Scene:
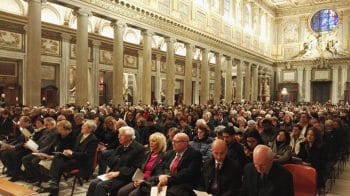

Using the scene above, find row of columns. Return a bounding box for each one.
[23,0,272,106]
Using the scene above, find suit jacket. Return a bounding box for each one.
[110,140,145,182]
[71,133,98,179]
[162,147,203,188]
[240,162,294,196]
[201,157,243,196]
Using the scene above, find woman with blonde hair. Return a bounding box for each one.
[117,132,167,196]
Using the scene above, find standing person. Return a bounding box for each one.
[240,145,294,196]
[200,139,242,196]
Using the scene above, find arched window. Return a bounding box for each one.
[223,0,231,21]
[0,0,24,15]
[41,7,61,25]
[244,4,252,33]
[100,25,113,38]
[310,9,338,33]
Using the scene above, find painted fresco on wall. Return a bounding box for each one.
[100,49,113,65]
[175,64,184,75]
[124,55,138,68]
[41,38,60,56]
[152,59,156,71]
[283,23,299,43]
[70,43,92,60]
[0,30,22,51]
[41,65,56,80]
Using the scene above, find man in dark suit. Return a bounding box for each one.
[222,127,247,167]
[87,126,145,196]
[43,120,98,191]
[201,139,242,196]
[240,145,294,196]
[157,133,202,196]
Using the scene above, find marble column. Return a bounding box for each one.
[142,30,153,105]
[341,65,347,99]
[60,33,71,106]
[26,0,42,106]
[92,40,100,106]
[155,54,161,103]
[304,67,312,102]
[200,48,209,104]
[225,56,232,104]
[214,53,222,104]
[297,67,304,101]
[258,68,264,101]
[244,62,251,101]
[194,63,200,104]
[165,37,175,106]
[251,64,259,101]
[235,59,243,102]
[332,66,339,104]
[111,21,126,105]
[184,43,194,105]
[74,8,91,106]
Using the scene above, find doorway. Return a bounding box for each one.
[311,81,331,103]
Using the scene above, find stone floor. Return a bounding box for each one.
[0,164,90,196]
[327,160,350,196]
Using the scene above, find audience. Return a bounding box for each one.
[200,139,242,196]
[87,126,145,196]
[0,101,349,195]
[240,145,294,196]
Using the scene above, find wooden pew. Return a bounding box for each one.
[0,178,37,196]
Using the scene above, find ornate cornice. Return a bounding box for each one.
[51,0,275,65]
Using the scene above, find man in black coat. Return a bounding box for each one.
[157,133,203,196]
[201,139,242,196]
[43,120,98,191]
[87,126,145,196]
[240,145,294,196]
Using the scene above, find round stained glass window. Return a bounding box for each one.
[310,9,338,33]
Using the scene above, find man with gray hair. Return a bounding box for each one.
[240,145,294,196]
[43,120,98,192]
[87,126,145,196]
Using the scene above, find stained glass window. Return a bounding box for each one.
[310,9,338,33]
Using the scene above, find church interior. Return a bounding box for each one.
[1,1,350,195]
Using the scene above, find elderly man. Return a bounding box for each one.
[158,133,202,196]
[240,145,294,196]
[43,120,98,191]
[201,139,242,196]
[87,126,145,196]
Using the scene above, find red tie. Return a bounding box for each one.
[170,154,181,173]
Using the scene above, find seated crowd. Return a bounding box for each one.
[0,101,349,195]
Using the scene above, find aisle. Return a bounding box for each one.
[327,160,350,196]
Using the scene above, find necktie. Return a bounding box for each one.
[170,154,181,173]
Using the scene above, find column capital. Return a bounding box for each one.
[305,67,312,71]
[111,20,127,30]
[73,8,92,17]
[141,29,154,37]
[225,55,231,61]
[61,33,71,41]
[92,40,101,47]
[165,37,176,44]
[185,42,194,50]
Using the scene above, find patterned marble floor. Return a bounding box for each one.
[0,163,90,196]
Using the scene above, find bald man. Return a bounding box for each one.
[201,139,242,196]
[240,145,294,196]
[158,133,202,196]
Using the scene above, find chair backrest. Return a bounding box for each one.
[92,147,100,172]
[284,164,317,196]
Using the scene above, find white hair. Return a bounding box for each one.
[119,126,136,139]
